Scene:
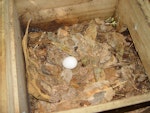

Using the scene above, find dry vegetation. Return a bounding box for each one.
[22,18,150,113]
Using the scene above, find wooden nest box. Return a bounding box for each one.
[1,0,150,113]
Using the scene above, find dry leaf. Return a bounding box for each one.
[41,62,61,76]
[55,100,80,111]
[22,20,51,101]
[24,18,150,113]
[104,67,118,83]
[93,67,102,82]
[60,69,73,83]
[104,87,115,101]
[61,88,77,101]
[29,32,42,39]
[89,91,105,105]
[84,20,98,42]
[99,43,112,63]
[107,32,126,61]
[35,101,55,113]
[57,28,69,37]
[103,55,118,68]
[95,18,104,25]
[83,81,110,98]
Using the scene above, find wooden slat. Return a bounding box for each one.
[0,0,8,113]
[1,0,150,113]
[20,0,117,30]
[137,0,150,23]
[56,93,150,113]
[1,0,29,113]
[116,0,150,79]
[15,0,92,16]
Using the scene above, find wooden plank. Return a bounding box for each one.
[1,0,29,113]
[12,7,29,113]
[20,0,117,30]
[116,0,150,79]
[137,0,150,23]
[1,1,149,113]
[0,0,8,113]
[15,0,93,16]
[56,93,150,113]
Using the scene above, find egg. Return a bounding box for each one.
[62,56,78,69]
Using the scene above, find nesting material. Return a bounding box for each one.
[22,18,150,113]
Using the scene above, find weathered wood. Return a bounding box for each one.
[0,0,8,113]
[20,0,117,30]
[116,0,150,79]
[1,0,28,113]
[1,0,150,113]
[57,93,150,113]
[137,0,150,24]
[15,0,93,16]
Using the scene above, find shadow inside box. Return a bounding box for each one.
[100,101,150,113]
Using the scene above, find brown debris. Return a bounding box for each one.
[22,18,150,113]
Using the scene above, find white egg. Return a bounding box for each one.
[62,56,78,69]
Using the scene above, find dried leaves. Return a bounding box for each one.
[22,18,150,113]
[61,69,73,83]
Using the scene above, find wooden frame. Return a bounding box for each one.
[1,0,28,113]
[19,0,117,30]
[1,0,150,113]
[117,0,150,79]
[0,0,7,113]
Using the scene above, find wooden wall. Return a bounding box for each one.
[1,0,28,113]
[15,0,117,30]
[0,0,8,112]
[1,0,150,113]
[116,0,150,79]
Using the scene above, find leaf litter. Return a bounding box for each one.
[22,18,150,113]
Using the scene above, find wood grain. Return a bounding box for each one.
[116,0,150,79]
[1,0,150,113]
[0,0,8,112]
[20,0,117,30]
[137,0,150,23]
[1,0,28,113]
[15,0,93,16]
[57,93,150,113]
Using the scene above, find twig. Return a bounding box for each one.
[112,81,127,89]
[126,74,141,92]
[129,42,134,49]
[22,19,31,69]
[33,32,46,50]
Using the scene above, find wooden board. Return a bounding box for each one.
[15,0,94,16]
[0,0,8,113]
[56,93,150,113]
[116,0,150,79]
[1,0,150,113]
[19,0,117,31]
[0,0,28,113]
[137,0,150,24]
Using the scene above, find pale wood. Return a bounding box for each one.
[137,0,150,23]
[1,0,28,113]
[0,0,8,113]
[20,0,117,29]
[116,0,150,79]
[15,0,93,16]
[56,93,150,113]
[1,0,150,113]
